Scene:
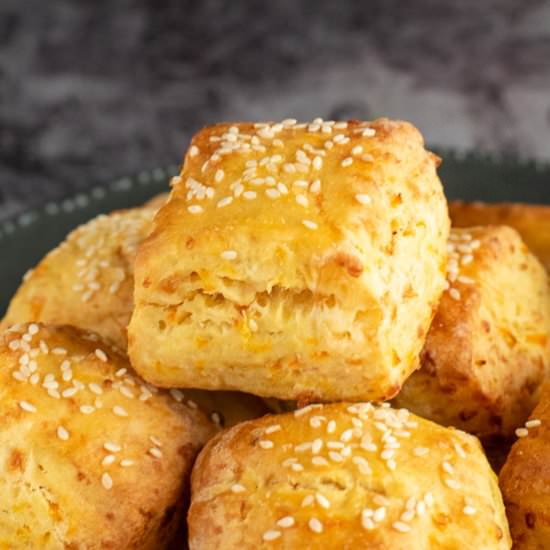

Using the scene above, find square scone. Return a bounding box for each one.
[128,118,449,402]
[394,226,550,438]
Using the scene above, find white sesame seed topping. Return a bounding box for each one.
[243,191,257,200]
[120,459,134,467]
[188,205,204,214]
[293,179,308,188]
[301,495,314,507]
[327,420,336,434]
[515,427,529,437]
[263,530,281,541]
[449,288,461,301]
[101,472,113,490]
[214,169,224,183]
[104,442,122,453]
[113,406,129,417]
[170,389,184,403]
[463,506,477,515]
[374,507,386,522]
[259,440,274,449]
[52,347,67,356]
[149,447,163,459]
[217,196,233,208]
[444,478,461,490]
[102,454,116,466]
[57,426,69,440]
[221,250,238,261]
[265,425,281,435]
[362,127,376,137]
[313,156,323,170]
[413,447,430,457]
[19,401,36,413]
[315,493,331,509]
[341,157,353,167]
[302,220,318,230]
[526,419,542,428]
[231,483,246,493]
[310,179,321,194]
[189,145,199,157]
[393,521,411,533]
[89,383,103,395]
[277,516,295,528]
[312,456,329,466]
[352,145,364,155]
[80,405,95,415]
[309,518,323,534]
[296,194,308,207]
[265,188,280,199]
[355,193,372,205]
[95,349,107,363]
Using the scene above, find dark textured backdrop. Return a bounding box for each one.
[1,0,549,219]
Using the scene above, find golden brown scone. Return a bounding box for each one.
[0,322,216,549]
[499,383,550,548]
[189,402,511,549]
[129,118,450,402]
[394,226,550,438]
[450,201,550,272]
[2,200,161,350]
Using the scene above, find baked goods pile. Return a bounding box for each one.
[2,117,549,549]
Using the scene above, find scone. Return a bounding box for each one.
[394,226,550,438]
[2,198,163,350]
[0,322,216,549]
[500,383,550,549]
[450,201,550,272]
[129,118,450,402]
[188,402,511,549]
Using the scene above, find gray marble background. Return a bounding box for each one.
[1,0,549,219]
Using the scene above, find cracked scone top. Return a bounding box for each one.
[0,323,215,549]
[188,402,511,549]
[128,118,450,402]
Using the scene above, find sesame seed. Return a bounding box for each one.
[188,205,203,214]
[296,194,308,207]
[104,442,121,453]
[249,319,258,332]
[401,510,415,522]
[355,193,371,205]
[442,461,455,475]
[120,459,134,467]
[309,518,323,534]
[340,429,354,442]
[313,156,323,170]
[329,451,344,463]
[57,426,69,440]
[282,118,297,126]
[215,169,224,183]
[149,447,163,459]
[374,507,386,522]
[170,389,184,403]
[266,188,280,199]
[424,492,434,507]
[243,191,257,200]
[29,373,39,385]
[113,406,129,417]
[413,447,430,457]
[526,419,542,428]
[310,179,321,194]
[277,516,295,528]
[187,400,198,409]
[516,427,529,437]
[463,506,477,515]
[293,179,308,188]
[393,521,411,533]
[315,493,331,509]
[259,440,274,449]
[115,368,127,378]
[265,425,281,435]
[89,383,103,395]
[53,347,68,356]
[311,439,323,454]
[312,456,329,466]
[101,472,113,490]
[295,442,313,453]
[302,220,318,230]
[283,163,296,174]
[362,128,376,137]
[445,478,461,490]
[262,530,281,541]
[449,288,461,300]
[221,250,238,260]
[80,405,95,415]
[28,324,39,335]
[352,145,364,155]
[217,196,233,208]
[231,483,246,493]
[386,459,397,471]
[327,420,336,434]
[19,401,36,413]
[416,501,426,516]
[341,157,353,167]
[102,454,116,466]
[150,435,162,447]
[302,495,314,507]
[189,145,199,157]
[276,182,289,195]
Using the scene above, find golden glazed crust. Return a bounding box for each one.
[188,402,511,549]
[129,118,449,402]
[394,226,550,438]
[2,198,163,350]
[500,383,550,549]
[449,201,550,272]
[0,323,216,549]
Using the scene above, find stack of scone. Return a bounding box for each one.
[2,117,550,549]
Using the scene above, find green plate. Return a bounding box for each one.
[1,152,549,315]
